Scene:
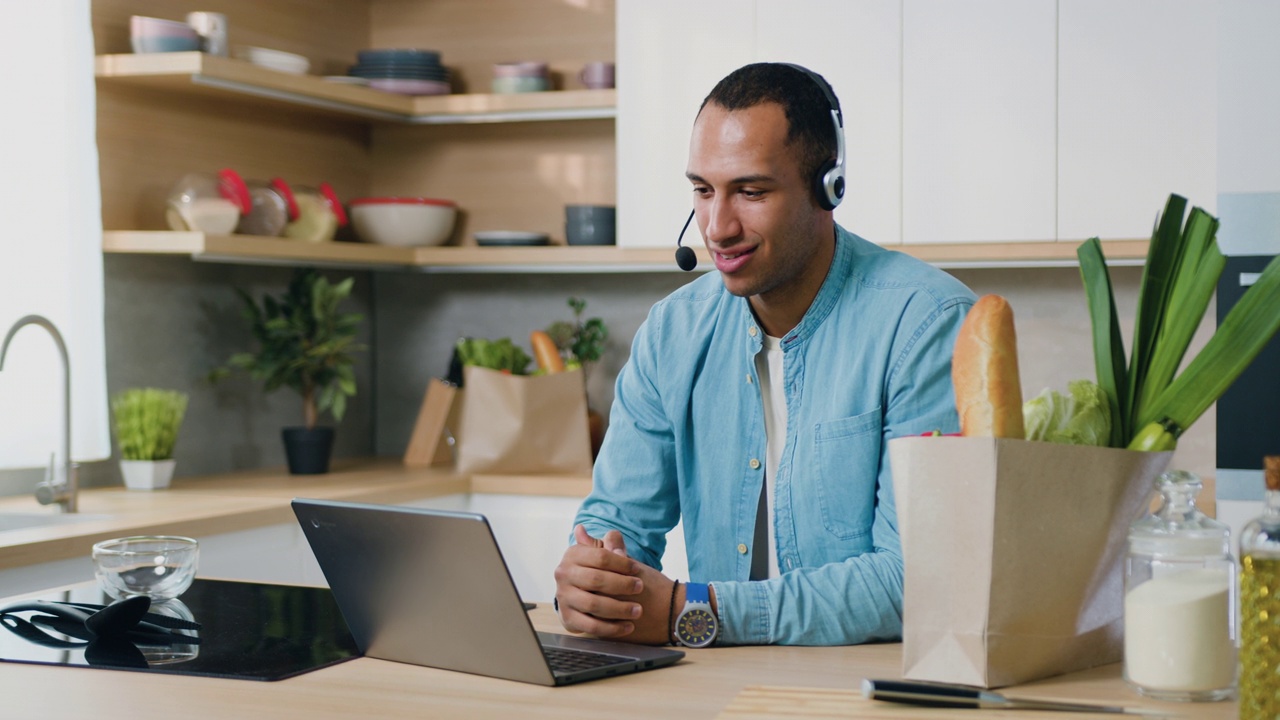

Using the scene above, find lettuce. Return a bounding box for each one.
[1023,379,1113,446]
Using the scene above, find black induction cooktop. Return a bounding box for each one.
[0,579,359,681]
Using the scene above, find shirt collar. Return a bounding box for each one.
[739,224,851,351]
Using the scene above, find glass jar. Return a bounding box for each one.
[1239,456,1280,720]
[165,168,249,234]
[235,177,298,237]
[284,182,347,243]
[1123,469,1236,702]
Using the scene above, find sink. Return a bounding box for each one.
[0,512,112,532]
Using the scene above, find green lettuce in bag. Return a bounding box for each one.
[1023,379,1113,446]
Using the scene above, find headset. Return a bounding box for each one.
[676,64,846,271]
[785,63,846,212]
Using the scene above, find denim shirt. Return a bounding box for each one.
[574,225,975,645]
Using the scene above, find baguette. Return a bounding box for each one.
[530,330,565,373]
[952,294,1025,438]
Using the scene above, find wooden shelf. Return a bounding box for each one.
[102,231,1150,273]
[95,52,617,124]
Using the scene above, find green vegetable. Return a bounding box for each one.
[1127,419,1181,452]
[1023,379,1112,446]
[455,337,531,375]
[1138,252,1280,433]
[1077,238,1128,447]
[112,388,189,461]
[1079,193,1280,449]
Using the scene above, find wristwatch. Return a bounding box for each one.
[673,582,718,647]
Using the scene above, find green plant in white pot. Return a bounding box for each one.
[112,388,189,490]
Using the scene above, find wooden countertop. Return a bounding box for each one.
[0,603,1234,720]
[0,459,593,571]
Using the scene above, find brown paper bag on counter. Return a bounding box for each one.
[889,436,1171,688]
[454,365,592,476]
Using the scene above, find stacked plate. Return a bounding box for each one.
[235,46,311,75]
[350,49,450,96]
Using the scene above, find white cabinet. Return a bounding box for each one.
[902,0,1057,244]
[616,0,755,249]
[1057,0,1217,242]
[755,0,903,245]
[1219,0,1280,195]
[618,0,1218,251]
[617,0,904,249]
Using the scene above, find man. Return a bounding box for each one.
[554,63,975,646]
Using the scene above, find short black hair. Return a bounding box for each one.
[700,63,840,186]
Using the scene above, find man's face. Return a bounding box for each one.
[686,102,828,303]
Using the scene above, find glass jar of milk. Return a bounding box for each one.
[166,169,250,235]
[1124,469,1236,702]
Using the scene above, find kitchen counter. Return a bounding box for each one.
[0,459,593,572]
[0,602,1236,720]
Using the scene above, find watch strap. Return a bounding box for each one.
[685,582,710,605]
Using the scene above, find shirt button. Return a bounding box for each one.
[746,374,753,384]
[749,458,761,470]
[748,326,758,337]
[737,543,748,555]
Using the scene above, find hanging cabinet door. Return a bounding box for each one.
[901,0,1058,245]
[1057,0,1218,243]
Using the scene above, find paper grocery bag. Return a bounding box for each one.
[454,366,592,476]
[889,436,1171,688]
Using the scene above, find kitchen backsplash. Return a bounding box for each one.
[14,251,1211,495]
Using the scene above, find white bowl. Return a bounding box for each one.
[235,46,311,75]
[350,198,457,247]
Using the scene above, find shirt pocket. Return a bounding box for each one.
[812,408,883,542]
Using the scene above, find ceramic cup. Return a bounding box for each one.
[579,61,615,89]
[565,204,616,246]
[185,11,228,56]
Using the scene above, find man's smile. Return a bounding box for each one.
[713,245,757,273]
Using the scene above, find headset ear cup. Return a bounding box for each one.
[813,160,840,211]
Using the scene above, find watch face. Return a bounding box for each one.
[676,607,717,648]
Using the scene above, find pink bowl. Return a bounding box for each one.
[368,78,451,96]
[130,15,199,39]
[493,61,548,79]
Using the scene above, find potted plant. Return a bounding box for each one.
[213,268,364,474]
[545,297,609,457]
[112,387,188,490]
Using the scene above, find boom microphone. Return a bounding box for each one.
[675,209,697,271]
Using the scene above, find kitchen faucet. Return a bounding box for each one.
[0,315,77,513]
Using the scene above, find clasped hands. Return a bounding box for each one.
[553,524,676,645]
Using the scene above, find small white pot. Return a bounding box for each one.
[120,459,177,491]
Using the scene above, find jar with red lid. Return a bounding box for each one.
[166,168,250,234]
[236,177,299,237]
[284,182,348,243]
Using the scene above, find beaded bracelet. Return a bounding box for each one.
[667,579,681,645]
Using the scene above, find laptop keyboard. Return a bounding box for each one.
[543,646,630,675]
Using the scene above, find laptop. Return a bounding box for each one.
[291,498,685,686]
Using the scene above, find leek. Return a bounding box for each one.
[1140,253,1280,433]
[1132,207,1223,427]
[1080,193,1280,449]
[1077,238,1128,447]
[1126,195,1188,434]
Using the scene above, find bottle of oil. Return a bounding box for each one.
[1239,455,1280,719]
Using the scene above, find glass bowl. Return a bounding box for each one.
[92,535,199,601]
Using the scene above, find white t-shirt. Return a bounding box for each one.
[753,334,787,579]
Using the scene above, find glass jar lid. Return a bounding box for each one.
[1128,470,1231,557]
